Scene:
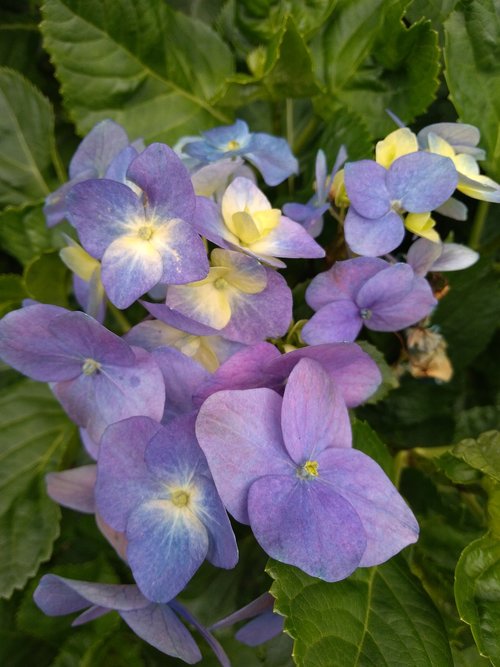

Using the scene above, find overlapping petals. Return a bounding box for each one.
[196,359,418,580]
[344,152,458,256]
[67,143,209,308]
[302,258,437,344]
[95,415,238,603]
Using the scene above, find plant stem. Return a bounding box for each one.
[469,200,489,250]
[51,141,67,184]
[286,98,295,194]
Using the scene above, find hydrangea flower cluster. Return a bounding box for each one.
[0,116,493,664]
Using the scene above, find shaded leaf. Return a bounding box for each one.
[444,0,500,179]
[455,534,500,665]
[0,381,76,598]
[357,341,399,405]
[351,418,395,481]
[0,67,56,205]
[453,431,500,483]
[268,555,453,666]
[0,204,63,266]
[41,0,234,144]
[23,251,69,307]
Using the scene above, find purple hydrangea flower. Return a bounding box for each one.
[283,146,347,238]
[0,304,165,441]
[193,178,325,268]
[194,340,382,409]
[344,152,458,256]
[44,120,142,227]
[34,576,230,665]
[182,119,298,186]
[196,358,418,581]
[95,415,238,603]
[301,257,437,344]
[66,143,209,309]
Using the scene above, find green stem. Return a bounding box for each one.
[293,116,319,155]
[469,200,490,250]
[108,303,131,334]
[51,141,67,184]
[286,99,295,194]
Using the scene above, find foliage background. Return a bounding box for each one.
[0,0,499,665]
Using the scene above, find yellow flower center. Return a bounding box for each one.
[82,358,101,376]
[227,140,240,151]
[297,460,319,479]
[171,489,190,507]
[137,225,154,241]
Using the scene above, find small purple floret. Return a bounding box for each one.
[302,257,437,344]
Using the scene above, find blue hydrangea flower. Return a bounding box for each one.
[196,358,418,581]
[182,119,298,186]
[95,415,238,603]
[67,143,209,309]
[344,152,458,256]
[44,119,142,227]
[211,593,284,647]
[34,576,230,665]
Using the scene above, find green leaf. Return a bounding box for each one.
[455,534,500,665]
[455,403,500,442]
[351,418,395,481]
[434,451,483,485]
[0,67,56,206]
[40,0,234,144]
[453,431,500,483]
[405,0,459,28]
[261,16,322,98]
[0,275,27,317]
[0,203,63,266]
[268,555,453,666]
[0,381,76,598]
[233,0,338,42]
[311,0,440,138]
[217,16,321,106]
[23,251,69,307]
[444,0,500,179]
[315,103,372,162]
[434,258,500,370]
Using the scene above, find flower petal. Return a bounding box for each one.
[67,179,143,258]
[46,465,96,514]
[127,143,196,221]
[344,160,391,218]
[126,498,209,602]
[195,388,292,523]
[280,359,351,464]
[302,300,363,344]
[387,152,458,213]
[248,475,366,581]
[316,448,419,565]
[95,416,163,531]
[345,208,404,256]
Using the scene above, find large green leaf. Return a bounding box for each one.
[0,381,75,598]
[268,555,453,666]
[40,0,234,144]
[444,0,500,180]
[23,251,69,307]
[0,68,56,206]
[311,0,440,138]
[0,203,62,266]
[455,534,500,666]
